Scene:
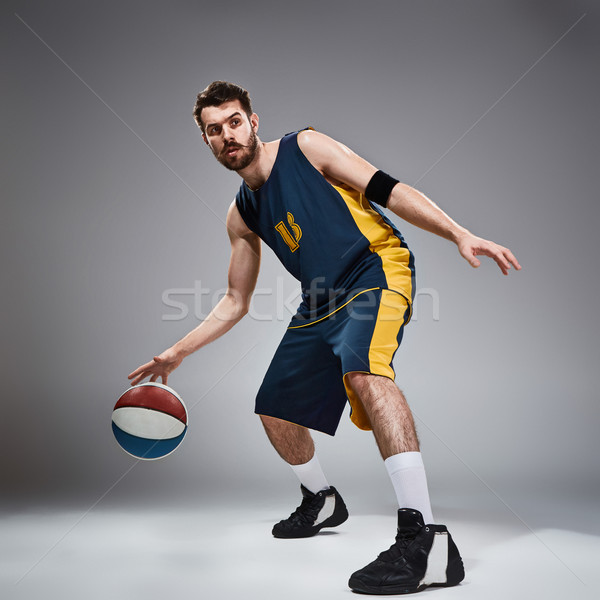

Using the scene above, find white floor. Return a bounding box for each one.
[2,497,597,600]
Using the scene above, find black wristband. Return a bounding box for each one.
[364,170,399,208]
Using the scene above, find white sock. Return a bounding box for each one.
[385,451,434,524]
[289,454,330,494]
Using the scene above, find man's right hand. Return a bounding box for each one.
[127,348,183,386]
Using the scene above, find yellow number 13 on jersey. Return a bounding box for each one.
[275,212,302,252]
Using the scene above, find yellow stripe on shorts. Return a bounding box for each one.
[343,290,409,431]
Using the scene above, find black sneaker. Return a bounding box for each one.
[348,508,465,595]
[272,485,349,539]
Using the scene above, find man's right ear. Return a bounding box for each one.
[202,132,208,145]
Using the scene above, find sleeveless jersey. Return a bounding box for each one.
[235,130,415,326]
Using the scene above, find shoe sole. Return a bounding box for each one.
[348,578,461,595]
[349,560,464,595]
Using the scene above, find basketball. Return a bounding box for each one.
[112,382,188,460]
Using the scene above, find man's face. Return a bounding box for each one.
[201,100,259,172]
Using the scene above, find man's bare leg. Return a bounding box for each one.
[345,372,465,594]
[344,372,419,459]
[260,415,315,465]
[345,371,433,524]
[260,414,349,538]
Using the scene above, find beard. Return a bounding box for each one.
[215,129,260,172]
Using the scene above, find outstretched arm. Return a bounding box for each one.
[297,129,521,275]
[128,203,261,385]
[386,184,521,275]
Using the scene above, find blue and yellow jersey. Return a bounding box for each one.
[235,130,415,326]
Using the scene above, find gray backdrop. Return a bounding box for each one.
[2,0,598,522]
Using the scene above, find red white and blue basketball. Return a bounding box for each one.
[112,382,188,460]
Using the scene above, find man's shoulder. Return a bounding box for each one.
[282,126,314,136]
[295,127,319,146]
[277,127,319,149]
[295,128,342,174]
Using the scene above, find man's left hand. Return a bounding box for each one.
[456,233,521,275]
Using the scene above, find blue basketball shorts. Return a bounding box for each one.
[255,288,411,436]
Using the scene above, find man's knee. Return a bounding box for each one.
[346,372,397,397]
[258,414,314,464]
[345,371,411,417]
[259,414,286,434]
[259,414,274,427]
[260,414,308,436]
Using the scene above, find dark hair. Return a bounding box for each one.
[193,81,253,133]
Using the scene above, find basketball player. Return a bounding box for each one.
[128,81,521,595]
